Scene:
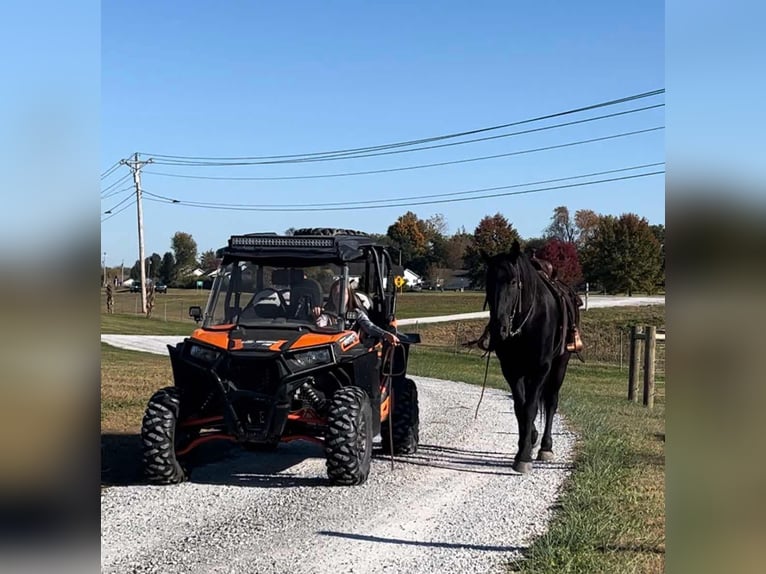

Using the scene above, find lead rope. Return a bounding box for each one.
[474,350,492,420]
[382,344,397,470]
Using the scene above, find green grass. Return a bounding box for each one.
[395,291,486,318]
[101,343,173,432]
[407,347,665,573]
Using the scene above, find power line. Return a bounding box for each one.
[101,160,122,180]
[145,126,664,181]
[101,172,132,195]
[101,197,136,223]
[150,104,664,167]
[140,88,664,162]
[103,191,136,214]
[101,184,134,200]
[143,170,664,213]
[143,162,664,208]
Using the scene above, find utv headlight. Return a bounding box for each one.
[189,344,220,363]
[286,347,333,370]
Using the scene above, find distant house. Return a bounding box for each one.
[403,268,422,288]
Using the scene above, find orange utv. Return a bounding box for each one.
[141,228,420,486]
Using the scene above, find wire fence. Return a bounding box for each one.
[411,319,665,384]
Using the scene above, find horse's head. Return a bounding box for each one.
[484,240,525,341]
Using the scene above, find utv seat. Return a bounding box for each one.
[288,271,322,320]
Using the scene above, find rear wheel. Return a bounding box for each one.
[381,377,419,455]
[141,387,189,484]
[325,387,373,485]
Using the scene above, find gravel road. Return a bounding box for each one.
[101,376,575,574]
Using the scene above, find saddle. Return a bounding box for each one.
[530,255,583,355]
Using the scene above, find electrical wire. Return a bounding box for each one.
[144,126,664,181]
[101,172,132,195]
[101,160,122,180]
[142,162,664,208]
[140,89,664,162]
[103,190,136,214]
[101,197,136,223]
[149,104,664,167]
[143,170,664,213]
[101,184,135,200]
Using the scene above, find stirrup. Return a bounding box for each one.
[566,328,583,353]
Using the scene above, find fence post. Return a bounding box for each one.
[628,325,641,402]
[643,325,657,408]
[453,322,461,354]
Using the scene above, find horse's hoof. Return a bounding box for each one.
[537,450,554,462]
[512,461,533,474]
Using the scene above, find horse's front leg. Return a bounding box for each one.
[538,353,570,462]
[512,385,543,474]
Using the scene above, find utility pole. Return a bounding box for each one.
[121,153,153,314]
[120,260,124,286]
[102,251,107,287]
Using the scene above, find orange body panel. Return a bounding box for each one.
[289,331,352,350]
[190,328,231,350]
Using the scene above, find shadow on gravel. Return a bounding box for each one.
[318,531,524,553]
[191,442,327,488]
[101,433,143,486]
[384,444,572,476]
[101,434,325,488]
[387,443,521,476]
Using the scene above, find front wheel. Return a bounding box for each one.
[381,377,420,455]
[141,387,189,484]
[325,387,373,486]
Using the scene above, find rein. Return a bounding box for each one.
[505,260,536,338]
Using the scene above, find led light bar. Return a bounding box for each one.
[229,236,335,248]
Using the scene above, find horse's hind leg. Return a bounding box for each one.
[538,354,570,461]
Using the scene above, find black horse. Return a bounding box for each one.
[483,240,580,474]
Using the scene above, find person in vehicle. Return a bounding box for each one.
[314,279,400,346]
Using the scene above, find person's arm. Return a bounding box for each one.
[354,308,399,345]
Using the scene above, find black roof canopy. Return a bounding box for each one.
[217,232,385,266]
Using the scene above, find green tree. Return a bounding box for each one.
[146,253,162,280]
[544,206,576,243]
[387,211,429,269]
[523,236,547,255]
[159,251,175,284]
[129,259,141,281]
[443,228,472,269]
[581,213,662,295]
[199,249,219,273]
[464,213,521,287]
[574,209,600,249]
[171,231,198,280]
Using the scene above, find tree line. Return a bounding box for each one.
[380,206,664,295]
[108,207,664,295]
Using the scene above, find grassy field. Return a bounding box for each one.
[100,288,487,333]
[100,296,665,572]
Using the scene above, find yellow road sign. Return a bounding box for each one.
[394,275,405,288]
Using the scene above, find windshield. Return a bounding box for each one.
[202,260,348,329]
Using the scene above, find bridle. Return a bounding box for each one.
[489,258,536,339]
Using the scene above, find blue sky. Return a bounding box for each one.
[101,1,664,267]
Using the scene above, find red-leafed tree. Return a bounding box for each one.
[537,239,584,287]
